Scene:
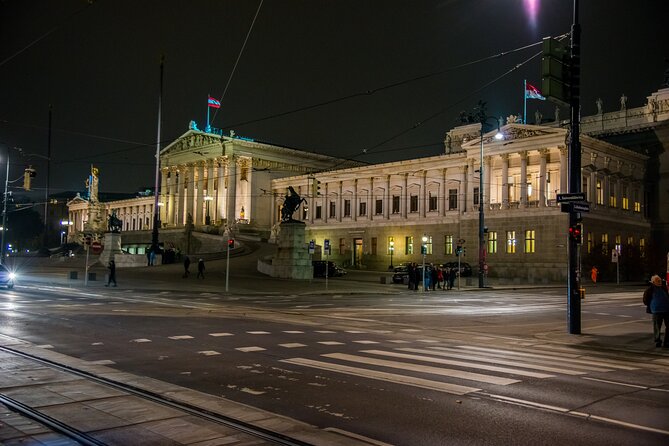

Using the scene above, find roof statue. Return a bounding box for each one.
[107,210,122,233]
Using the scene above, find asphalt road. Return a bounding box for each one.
[1,281,667,446]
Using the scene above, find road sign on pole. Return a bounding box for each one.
[557,192,586,203]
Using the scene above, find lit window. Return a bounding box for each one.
[425,236,433,255]
[601,233,609,255]
[405,236,414,255]
[633,190,641,212]
[525,230,535,253]
[640,238,645,258]
[587,232,593,254]
[596,179,604,205]
[622,185,629,210]
[609,181,617,207]
[445,235,453,255]
[614,234,621,254]
[488,231,497,254]
[506,231,516,254]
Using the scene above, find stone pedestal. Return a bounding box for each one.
[99,232,123,266]
[271,221,313,279]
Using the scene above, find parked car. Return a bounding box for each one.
[441,261,473,277]
[0,264,16,289]
[312,261,346,278]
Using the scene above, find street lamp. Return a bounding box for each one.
[60,220,73,245]
[204,195,213,225]
[389,239,395,269]
[421,234,428,292]
[474,101,503,288]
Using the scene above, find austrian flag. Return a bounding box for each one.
[525,83,546,100]
[207,96,221,108]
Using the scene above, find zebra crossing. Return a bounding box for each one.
[280,343,641,396]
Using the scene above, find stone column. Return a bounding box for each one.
[559,146,568,194]
[176,166,185,225]
[441,168,447,216]
[207,161,214,222]
[185,164,195,224]
[226,157,237,226]
[195,163,204,225]
[384,175,390,219]
[484,156,491,209]
[539,149,548,206]
[519,151,528,207]
[466,158,475,212]
[421,170,427,218]
[339,181,343,222]
[216,160,225,222]
[369,177,374,221]
[402,173,408,218]
[160,168,168,225]
[167,168,176,225]
[501,154,509,208]
[353,179,358,222]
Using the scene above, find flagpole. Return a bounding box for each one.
[206,96,210,132]
[523,79,527,124]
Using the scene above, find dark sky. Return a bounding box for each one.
[1,0,666,196]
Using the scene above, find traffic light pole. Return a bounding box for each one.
[1,147,9,264]
[567,0,582,334]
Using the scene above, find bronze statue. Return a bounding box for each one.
[281,186,306,222]
[107,211,122,233]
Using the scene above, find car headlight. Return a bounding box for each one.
[8,272,16,280]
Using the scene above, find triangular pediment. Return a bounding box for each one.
[160,129,223,157]
[461,124,566,149]
[66,193,89,206]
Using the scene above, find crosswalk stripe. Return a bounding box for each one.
[423,347,594,375]
[456,346,638,370]
[531,345,644,368]
[281,357,480,395]
[363,349,554,379]
[322,353,519,385]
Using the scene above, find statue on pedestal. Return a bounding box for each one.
[281,186,306,222]
[107,211,122,233]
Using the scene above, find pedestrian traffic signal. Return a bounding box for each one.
[569,223,582,244]
[228,239,234,249]
[455,245,463,256]
[312,179,321,196]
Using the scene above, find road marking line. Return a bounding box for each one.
[486,393,569,412]
[324,427,394,446]
[580,376,648,389]
[416,339,440,343]
[88,359,115,365]
[209,332,233,337]
[353,340,379,344]
[130,338,151,343]
[323,353,519,385]
[456,346,637,370]
[318,341,345,345]
[168,335,194,340]
[236,346,266,352]
[197,350,221,356]
[345,330,367,333]
[387,340,411,344]
[247,331,271,335]
[279,343,307,348]
[368,349,553,378]
[283,330,305,334]
[315,330,336,333]
[281,357,480,395]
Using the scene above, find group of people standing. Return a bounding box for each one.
[407,263,458,291]
[183,256,206,279]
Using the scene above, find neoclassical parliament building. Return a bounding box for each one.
[67,87,669,282]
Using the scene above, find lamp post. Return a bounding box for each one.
[421,234,428,292]
[204,195,213,225]
[474,101,503,288]
[389,239,395,269]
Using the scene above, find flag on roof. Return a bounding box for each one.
[207,96,221,108]
[525,83,546,100]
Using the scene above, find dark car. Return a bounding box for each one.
[0,264,16,289]
[312,260,346,278]
[441,261,473,277]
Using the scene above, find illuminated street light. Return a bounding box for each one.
[421,234,428,292]
[204,195,213,225]
[389,239,395,269]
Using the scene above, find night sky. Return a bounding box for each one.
[1,0,666,196]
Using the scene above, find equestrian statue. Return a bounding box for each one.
[281,186,307,222]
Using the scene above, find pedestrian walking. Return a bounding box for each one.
[105,260,117,287]
[408,263,416,290]
[183,256,191,278]
[437,267,444,289]
[430,264,438,291]
[643,275,669,348]
[448,268,456,290]
[197,258,205,279]
[590,266,599,285]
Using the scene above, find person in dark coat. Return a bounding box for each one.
[430,265,438,291]
[183,256,191,278]
[448,267,456,290]
[408,263,416,290]
[197,258,205,279]
[644,275,669,348]
[105,260,117,287]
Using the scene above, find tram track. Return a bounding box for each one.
[0,344,315,446]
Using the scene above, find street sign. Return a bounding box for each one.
[91,241,102,254]
[611,250,619,263]
[557,193,586,203]
[572,202,590,212]
[308,240,315,255]
[324,239,330,255]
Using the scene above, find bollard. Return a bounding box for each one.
[579,288,585,300]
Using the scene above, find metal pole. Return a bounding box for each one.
[523,79,527,124]
[479,124,485,288]
[1,147,9,264]
[42,106,52,250]
[422,252,426,293]
[151,56,164,257]
[225,239,230,292]
[84,245,89,286]
[567,0,582,334]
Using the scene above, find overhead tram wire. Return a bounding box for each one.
[210,0,264,124]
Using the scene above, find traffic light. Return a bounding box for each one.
[23,166,36,191]
[541,36,571,107]
[569,223,583,244]
[455,245,463,256]
[228,239,235,249]
[312,179,321,197]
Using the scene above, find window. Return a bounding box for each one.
[329,201,336,218]
[640,238,645,258]
[410,195,418,213]
[444,235,453,255]
[339,238,345,255]
[392,195,400,214]
[344,199,351,217]
[473,187,480,206]
[405,236,414,255]
[488,231,497,254]
[316,205,322,219]
[375,199,383,215]
[596,179,604,205]
[601,233,609,254]
[371,237,377,255]
[525,230,535,253]
[506,231,516,254]
[614,235,621,254]
[609,181,617,207]
[622,185,629,210]
[448,189,458,210]
[633,190,641,212]
[587,232,593,254]
[388,236,395,255]
[627,235,634,247]
[428,193,437,212]
[359,201,367,216]
[424,236,433,255]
